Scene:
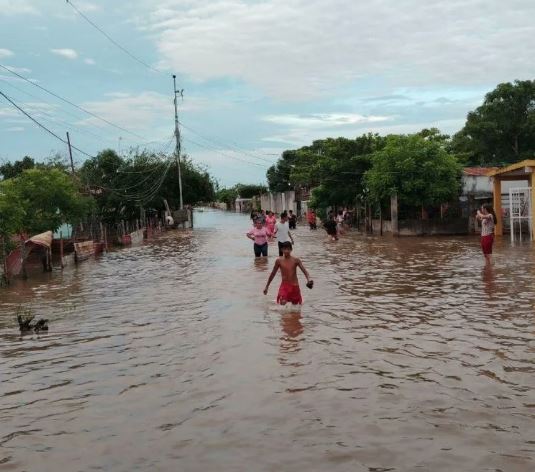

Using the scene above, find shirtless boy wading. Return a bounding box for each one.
[263,241,313,306]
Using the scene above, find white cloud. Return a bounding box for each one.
[77,2,101,12]
[84,58,96,65]
[4,127,25,132]
[50,48,79,60]
[262,117,467,146]
[182,145,268,186]
[78,91,173,131]
[0,48,14,59]
[131,0,535,100]
[3,65,32,74]
[263,113,392,128]
[0,0,39,15]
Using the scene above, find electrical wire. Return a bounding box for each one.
[179,122,275,164]
[0,90,95,159]
[0,62,149,141]
[183,136,269,169]
[0,77,122,147]
[65,0,163,75]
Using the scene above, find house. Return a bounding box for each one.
[461,167,527,233]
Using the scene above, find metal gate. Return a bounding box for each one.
[509,187,532,242]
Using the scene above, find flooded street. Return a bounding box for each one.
[1,209,534,472]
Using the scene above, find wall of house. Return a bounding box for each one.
[462,175,528,195]
[371,218,469,236]
[259,191,296,214]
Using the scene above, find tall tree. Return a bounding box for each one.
[366,134,462,210]
[0,156,35,180]
[6,168,93,235]
[452,80,535,165]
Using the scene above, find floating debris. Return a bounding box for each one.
[16,308,48,333]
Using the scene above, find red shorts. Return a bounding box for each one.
[481,234,494,255]
[277,281,302,305]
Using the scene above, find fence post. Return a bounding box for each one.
[1,235,9,286]
[60,231,64,269]
[391,194,399,236]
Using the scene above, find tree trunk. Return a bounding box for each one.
[513,135,519,156]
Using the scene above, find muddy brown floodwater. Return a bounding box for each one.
[1,209,535,472]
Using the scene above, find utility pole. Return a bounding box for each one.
[66,131,75,175]
[173,75,184,210]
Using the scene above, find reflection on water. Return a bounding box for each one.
[1,209,535,472]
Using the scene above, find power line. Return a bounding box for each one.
[0,62,148,141]
[0,90,95,159]
[0,76,121,147]
[65,0,163,75]
[183,136,269,168]
[179,122,275,164]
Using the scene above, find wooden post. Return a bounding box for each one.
[493,177,503,236]
[20,236,28,280]
[1,235,9,286]
[104,225,108,251]
[391,194,399,236]
[530,172,535,241]
[60,231,64,269]
[379,204,383,236]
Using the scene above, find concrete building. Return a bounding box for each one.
[462,167,527,233]
[488,160,535,241]
[235,197,253,213]
[259,191,296,215]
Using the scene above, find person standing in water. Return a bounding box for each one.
[288,210,297,230]
[274,212,294,256]
[323,213,338,241]
[307,209,317,230]
[265,211,277,240]
[246,218,271,257]
[476,203,497,264]
[336,210,345,236]
[263,241,313,306]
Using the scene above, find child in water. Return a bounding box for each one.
[263,241,313,306]
[476,203,497,264]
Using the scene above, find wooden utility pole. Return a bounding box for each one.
[66,132,75,175]
[172,75,184,210]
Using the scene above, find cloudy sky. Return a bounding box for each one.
[1,0,534,186]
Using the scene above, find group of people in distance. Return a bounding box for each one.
[247,202,497,308]
[322,209,350,241]
[247,209,296,257]
[247,209,312,307]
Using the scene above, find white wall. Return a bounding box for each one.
[259,191,296,214]
[462,175,528,195]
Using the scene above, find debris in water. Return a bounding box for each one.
[16,307,48,333]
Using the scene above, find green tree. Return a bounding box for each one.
[267,150,298,192]
[235,184,267,199]
[0,179,26,237]
[0,156,35,180]
[365,134,462,211]
[452,80,535,165]
[5,168,92,235]
[80,149,215,224]
[216,187,238,209]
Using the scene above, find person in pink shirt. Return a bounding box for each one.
[265,211,277,240]
[246,218,271,257]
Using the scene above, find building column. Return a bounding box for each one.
[493,178,502,236]
[531,172,535,240]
